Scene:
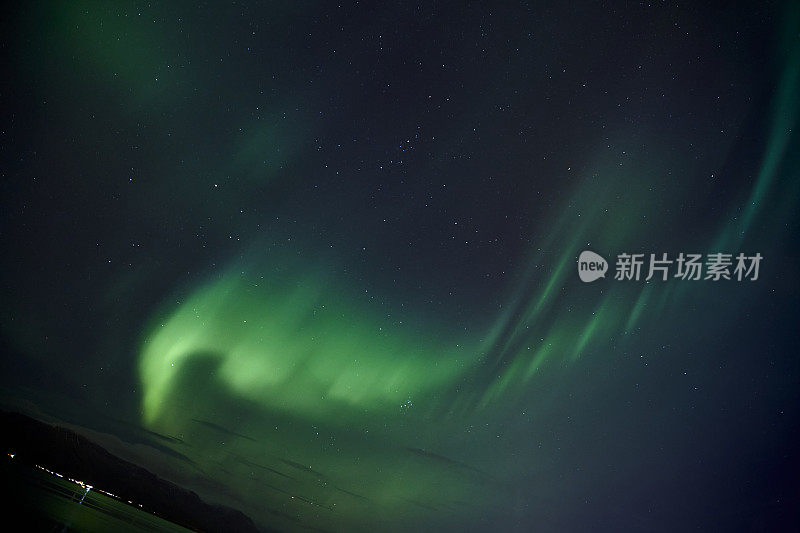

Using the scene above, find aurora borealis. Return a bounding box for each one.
[2,1,800,531]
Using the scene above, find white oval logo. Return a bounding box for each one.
[578,250,608,282]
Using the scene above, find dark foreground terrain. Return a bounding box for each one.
[1,411,260,532]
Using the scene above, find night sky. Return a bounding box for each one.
[2,1,799,531]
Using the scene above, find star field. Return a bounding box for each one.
[1,2,799,531]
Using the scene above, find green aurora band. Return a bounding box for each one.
[140,260,477,425]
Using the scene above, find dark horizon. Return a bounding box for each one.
[2,410,260,532]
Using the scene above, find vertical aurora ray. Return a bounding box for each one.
[718,2,800,250]
[463,23,800,403]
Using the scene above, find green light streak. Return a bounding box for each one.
[737,20,800,238]
[140,263,476,425]
[625,285,652,333]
